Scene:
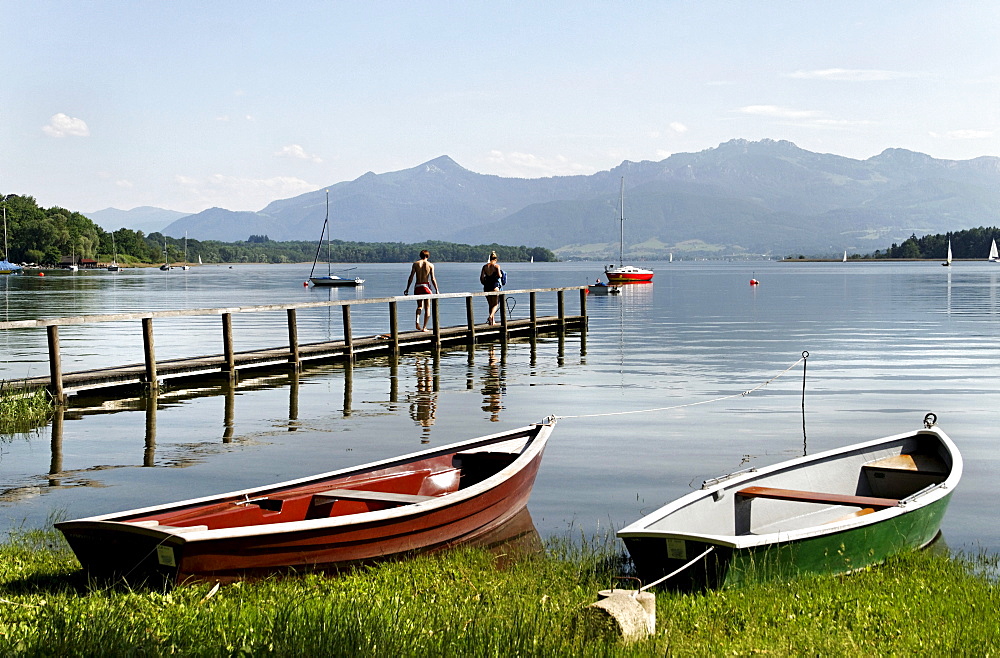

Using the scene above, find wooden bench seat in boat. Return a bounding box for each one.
[861,453,948,499]
[312,489,437,505]
[862,453,947,475]
[736,486,899,509]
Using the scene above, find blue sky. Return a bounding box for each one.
[3,1,998,214]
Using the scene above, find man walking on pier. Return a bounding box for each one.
[404,250,439,331]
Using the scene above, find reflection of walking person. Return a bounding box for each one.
[404,249,439,331]
[409,355,437,443]
[480,251,502,325]
[481,345,505,422]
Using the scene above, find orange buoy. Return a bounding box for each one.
[38,272,45,277]
[303,281,308,287]
[749,278,759,286]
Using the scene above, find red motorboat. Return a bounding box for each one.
[56,419,555,584]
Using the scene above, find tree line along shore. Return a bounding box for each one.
[1,194,555,268]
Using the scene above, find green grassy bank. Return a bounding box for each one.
[1,529,997,656]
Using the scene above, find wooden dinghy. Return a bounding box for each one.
[57,419,555,584]
[618,414,961,590]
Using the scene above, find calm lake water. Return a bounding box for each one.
[1,260,998,554]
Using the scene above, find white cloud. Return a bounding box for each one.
[738,105,820,119]
[484,151,595,177]
[669,122,688,134]
[42,113,90,137]
[787,68,908,81]
[275,144,323,163]
[174,173,316,211]
[115,179,134,189]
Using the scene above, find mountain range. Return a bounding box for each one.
[87,139,1000,258]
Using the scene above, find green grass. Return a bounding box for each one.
[1,528,998,656]
[0,383,52,436]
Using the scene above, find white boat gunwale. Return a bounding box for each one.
[617,426,960,549]
[59,420,555,543]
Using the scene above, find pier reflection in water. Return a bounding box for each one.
[10,334,580,526]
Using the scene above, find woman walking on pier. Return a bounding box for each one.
[480,251,502,325]
[404,250,439,331]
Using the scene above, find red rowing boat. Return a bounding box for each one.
[56,419,555,584]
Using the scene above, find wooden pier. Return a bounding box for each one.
[0,287,588,402]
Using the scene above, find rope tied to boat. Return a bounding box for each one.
[553,353,808,420]
[639,546,715,591]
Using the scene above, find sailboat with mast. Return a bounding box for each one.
[604,177,653,284]
[988,238,998,262]
[180,232,190,270]
[1,202,23,275]
[107,233,121,271]
[309,190,364,287]
[942,239,952,267]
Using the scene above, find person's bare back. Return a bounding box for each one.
[404,250,439,330]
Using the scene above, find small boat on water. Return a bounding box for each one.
[988,238,998,262]
[604,177,653,284]
[57,419,555,584]
[618,414,960,590]
[588,281,621,295]
[942,239,953,266]
[309,190,364,287]
[1,205,22,274]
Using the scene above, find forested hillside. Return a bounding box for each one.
[1,195,554,265]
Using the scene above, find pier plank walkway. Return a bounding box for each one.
[2,287,588,400]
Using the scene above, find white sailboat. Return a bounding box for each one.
[309,190,364,287]
[989,239,998,262]
[603,177,654,284]
[181,232,191,270]
[108,233,121,271]
[942,239,952,267]
[842,250,848,262]
[0,203,23,275]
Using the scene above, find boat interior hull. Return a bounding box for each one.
[618,426,960,590]
[57,423,552,585]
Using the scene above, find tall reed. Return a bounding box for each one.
[0,382,52,436]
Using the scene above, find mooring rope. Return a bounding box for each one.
[553,353,808,420]
[639,545,715,591]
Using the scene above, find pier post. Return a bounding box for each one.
[389,300,400,356]
[342,305,354,362]
[221,313,235,382]
[142,317,158,391]
[529,292,538,336]
[465,296,476,344]
[579,288,588,320]
[431,299,441,355]
[499,294,508,343]
[45,325,65,404]
[286,308,300,370]
[557,290,566,333]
